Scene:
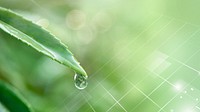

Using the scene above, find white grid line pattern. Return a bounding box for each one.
[89,15,171,94]
[127,80,163,110]
[85,16,197,112]
[81,93,96,112]
[85,16,174,111]
[157,50,200,112]
[99,82,128,112]
[106,19,199,112]
[129,28,200,111]
[89,15,164,78]
[106,88,133,112]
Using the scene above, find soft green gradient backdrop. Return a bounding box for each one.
[1,0,200,112]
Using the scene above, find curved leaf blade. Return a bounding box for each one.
[0,7,87,76]
[0,80,32,112]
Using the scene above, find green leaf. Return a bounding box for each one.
[0,102,9,112]
[0,7,87,77]
[0,80,32,112]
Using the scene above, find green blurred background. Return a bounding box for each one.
[1,0,200,112]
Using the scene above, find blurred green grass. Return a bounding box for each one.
[1,0,200,112]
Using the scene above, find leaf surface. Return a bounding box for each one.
[0,7,87,76]
[0,81,32,112]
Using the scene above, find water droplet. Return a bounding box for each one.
[74,73,88,90]
[191,88,194,91]
[180,96,183,99]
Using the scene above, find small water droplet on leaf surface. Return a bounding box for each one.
[74,73,88,90]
